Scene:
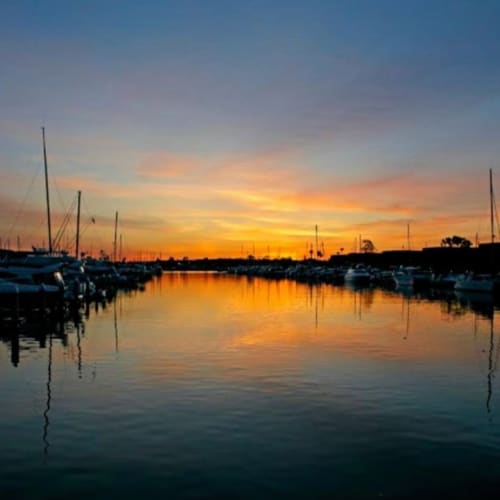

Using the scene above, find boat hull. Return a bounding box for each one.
[454,275,495,293]
[0,282,63,313]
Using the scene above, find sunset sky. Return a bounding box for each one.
[1,0,500,259]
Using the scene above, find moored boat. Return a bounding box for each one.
[432,272,462,289]
[393,266,432,288]
[344,264,371,284]
[454,273,495,293]
[0,275,65,313]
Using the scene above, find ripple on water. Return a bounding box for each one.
[1,274,500,498]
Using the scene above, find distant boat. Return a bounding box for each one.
[432,272,462,289]
[393,266,432,288]
[454,272,495,293]
[344,264,371,284]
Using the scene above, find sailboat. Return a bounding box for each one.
[0,129,84,313]
[455,169,497,293]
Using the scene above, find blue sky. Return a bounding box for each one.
[1,0,500,257]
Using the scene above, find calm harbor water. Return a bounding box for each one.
[1,272,500,499]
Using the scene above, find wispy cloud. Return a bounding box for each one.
[137,152,207,181]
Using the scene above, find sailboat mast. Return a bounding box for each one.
[490,168,495,245]
[315,224,319,259]
[113,211,118,262]
[75,190,81,259]
[42,127,53,253]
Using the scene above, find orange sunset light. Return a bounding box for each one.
[0,160,494,261]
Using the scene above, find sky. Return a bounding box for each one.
[1,0,500,259]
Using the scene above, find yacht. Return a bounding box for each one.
[344,264,371,284]
[393,266,432,288]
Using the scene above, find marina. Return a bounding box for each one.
[2,2,500,498]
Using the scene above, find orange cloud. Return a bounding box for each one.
[1,137,496,259]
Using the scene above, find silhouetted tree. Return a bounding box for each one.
[361,239,376,253]
[440,235,472,248]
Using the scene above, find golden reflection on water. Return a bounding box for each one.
[0,271,499,472]
[71,272,495,385]
[1,272,498,392]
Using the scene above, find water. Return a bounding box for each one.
[1,272,500,498]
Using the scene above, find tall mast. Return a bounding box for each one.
[490,168,495,245]
[113,211,118,262]
[407,223,410,251]
[75,190,81,259]
[42,127,53,253]
[315,224,319,259]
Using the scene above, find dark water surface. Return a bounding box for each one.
[1,272,500,498]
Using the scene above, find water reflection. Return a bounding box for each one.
[43,333,52,458]
[1,274,500,499]
[73,320,82,378]
[0,315,68,367]
[0,291,124,368]
[455,291,496,319]
[114,297,119,354]
[486,314,499,415]
[402,295,411,340]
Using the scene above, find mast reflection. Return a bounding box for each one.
[43,332,52,458]
[114,296,120,354]
[402,295,410,340]
[486,312,497,414]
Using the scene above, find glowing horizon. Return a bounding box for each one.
[0,159,494,261]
